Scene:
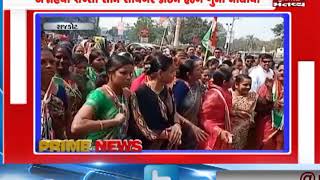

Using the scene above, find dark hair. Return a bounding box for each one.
[222,60,233,67]
[214,47,222,52]
[144,54,173,75]
[96,72,108,88]
[118,52,134,62]
[245,55,254,60]
[176,60,195,81]
[133,52,144,65]
[217,65,233,84]
[186,45,194,52]
[206,58,219,68]
[88,49,104,64]
[170,49,177,57]
[106,54,134,73]
[53,44,72,57]
[95,55,134,88]
[212,58,220,65]
[233,58,243,66]
[259,53,273,61]
[212,65,232,86]
[53,44,73,62]
[277,61,284,69]
[58,41,74,51]
[235,74,251,85]
[212,71,225,86]
[72,54,88,65]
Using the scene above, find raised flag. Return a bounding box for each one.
[202,17,218,52]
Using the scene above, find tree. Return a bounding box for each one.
[246,35,257,51]
[178,17,211,44]
[128,17,165,43]
[271,22,284,47]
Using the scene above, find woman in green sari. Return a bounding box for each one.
[85,49,106,97]
[71,54,134,142]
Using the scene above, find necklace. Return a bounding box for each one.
[103,85,129,138]
[103,85,127,114]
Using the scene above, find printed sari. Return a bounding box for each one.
[173,80,204,149]
[199,85,232,150]
[231,91,258,149]
[41,79,66,140]
[128,84,176,150]
[52,75,82,139]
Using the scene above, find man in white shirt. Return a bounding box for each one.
[249,53,274,92]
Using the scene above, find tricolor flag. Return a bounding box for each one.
[202,17,218,53]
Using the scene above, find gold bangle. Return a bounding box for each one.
[99,120,104,131]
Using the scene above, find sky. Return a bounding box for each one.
[99,17,283,41]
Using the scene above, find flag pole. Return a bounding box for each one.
[203,43,210,67]
[160,26,167,50]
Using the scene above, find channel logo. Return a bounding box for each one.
[144,165,179,180]
[273,0,305,7]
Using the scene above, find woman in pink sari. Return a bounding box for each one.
[200,67,233,150]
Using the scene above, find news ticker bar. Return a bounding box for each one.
[217,171,320,180]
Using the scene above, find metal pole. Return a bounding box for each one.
[226,18,235,55]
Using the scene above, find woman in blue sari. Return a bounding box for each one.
[173,59,207,149]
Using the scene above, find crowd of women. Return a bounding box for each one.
[41,34,284,151]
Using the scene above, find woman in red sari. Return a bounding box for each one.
[200,67,234,150]
[256,62,284,150]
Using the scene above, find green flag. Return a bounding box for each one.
[202,26,213,52]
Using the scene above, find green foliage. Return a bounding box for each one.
[126,17,166,43]
[271,22,284,47]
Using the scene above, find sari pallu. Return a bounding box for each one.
[173,80,203,149]
[52,75,82,139]
[41,79,66,140]
[199,85,232,150]
[85,86,130,143]
[255,84,276,150]
[263,80,284,150]
[128,84,176,150]
[130,73,148,92]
